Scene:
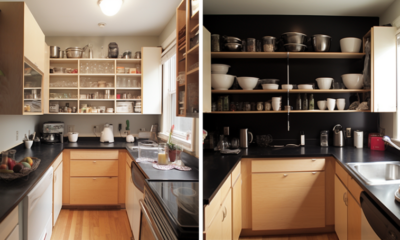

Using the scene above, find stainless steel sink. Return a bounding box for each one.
[347,162,400,185]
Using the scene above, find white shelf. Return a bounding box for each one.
[79,74,115,76]
[24,99,41,101]
[79,99,115,101]
[50,74,78,76]
[116,74,141,76]
[116,99,142,101]
[50,87,78,90]
[116,87,141,90]
[79,88,115,90]
[50,99,78,101]
[24,87,42,89]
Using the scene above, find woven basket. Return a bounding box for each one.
[0,157,41,180]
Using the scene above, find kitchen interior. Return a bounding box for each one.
[0,0,199,240]
[202,0,400,240]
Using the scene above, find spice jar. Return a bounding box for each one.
[262,36,276,52]
[247,38,256,52]
[211,34,220,52]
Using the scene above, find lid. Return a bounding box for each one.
[282,32,307,36]
[262,36,276,39]
[109,42,118,47]
[313,34,331,38]
[66,47,83,51]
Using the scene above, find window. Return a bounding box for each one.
[160,52,194,151]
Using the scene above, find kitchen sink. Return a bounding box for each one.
[347,162,400,185]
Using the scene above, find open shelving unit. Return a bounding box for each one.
[211,52,366,59]
[23,57,44,115]
[176,0,199,118]
[48,58,143,114]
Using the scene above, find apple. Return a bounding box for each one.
[0,164,7,170]
[7,158,15,170]
[13,163,23,173]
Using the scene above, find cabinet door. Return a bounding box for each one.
[206,208,223,240]
[335,175,348,240]
[23,4,45,72]
[232,175,242,240]
[221,189,232,240]
[5,224,19,240]
[53,162,63,226]
[348,193,362,240]
[70,177,118,205]
[371,26,397,112]
[142,47,162,114]
[126,163,133,227]
[203,27,212,113]
[252,172,325,230]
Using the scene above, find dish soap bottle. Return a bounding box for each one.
[296,94,302,110]
[302,93,308,110]
[309,94,314,110]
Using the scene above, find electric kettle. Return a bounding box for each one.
[100,124,114,143]
[333,124,344,147]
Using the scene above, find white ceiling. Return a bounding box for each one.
[8,0,181,36]
[204,0,395,16]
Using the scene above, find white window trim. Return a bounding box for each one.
[160,47,195,152]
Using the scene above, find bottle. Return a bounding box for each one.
[309,94,314,110]
[296,94,302,110]
[302,93,308,110]
[217,135,226,151]
[300,131,305,146]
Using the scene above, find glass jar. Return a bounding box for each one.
[247,38,256,52]
[1,151,8,165]
[217,135,226,151]
[158,143,168,165]
[211,34,220,52]
[8,150,16,162]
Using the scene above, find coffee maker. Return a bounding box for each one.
[42,122,64,144]
[108,42,119,58]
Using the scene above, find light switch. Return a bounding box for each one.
[346,128,352,138]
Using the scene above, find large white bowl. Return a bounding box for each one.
[281,84,293,90]
[211,64,230,74]
[298,84,313,89]
[316,78,333,89]
[211,74,235,90]
[342,74,363,89]
[237,77,259,90]
[262,84,279,90]
[340,38,362,53]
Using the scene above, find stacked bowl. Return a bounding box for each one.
[211,64,235,90]
[281,32,307,52]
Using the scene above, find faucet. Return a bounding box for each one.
[383,136,400,151]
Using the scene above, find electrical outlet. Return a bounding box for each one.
[16,131,18,141]
[346,128,352,138]
[140,128,145,132]
[93,125,97,133]
[380,127,385,136]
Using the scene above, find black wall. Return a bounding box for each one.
[204,15,380,146]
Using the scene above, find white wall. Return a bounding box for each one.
[380,0,400,26]
[39,115,159,137]
[46,36,159,58]
[158,13,176,46]
[0,115,41,151]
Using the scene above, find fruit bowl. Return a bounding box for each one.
[0,157,41,180]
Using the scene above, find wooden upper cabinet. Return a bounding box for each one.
[364,26,397,112]
[0,2,45,115]
[142,47,162,114]
[176,0,199,118]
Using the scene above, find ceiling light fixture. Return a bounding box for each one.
[98,0,123,16]
[98,22,106,28]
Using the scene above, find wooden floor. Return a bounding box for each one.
[240,233,339,240]
[51,209,133,240]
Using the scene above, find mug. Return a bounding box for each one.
[264,102,271,111]
[257,102,264,111]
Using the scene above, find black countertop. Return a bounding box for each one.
[0,140,198,223]
[203,146,400,227]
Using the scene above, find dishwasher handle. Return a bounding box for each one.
[139,199,161,240]
[360,192,400,240]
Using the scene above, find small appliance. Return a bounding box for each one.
[368,133,381,148]
[333,124,344,147]
[42,122,64,144]
[370,136,385,151]
[354,130,363,148]
[240,128,253,148]
[320,130,329,146]
[100,124,114,143]
[108,42,119,58]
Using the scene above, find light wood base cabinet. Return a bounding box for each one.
[70,177,118,205]
[232,175,242,240]
[207,189,232,240]
[252,172,326,230]
[335,175,348,240]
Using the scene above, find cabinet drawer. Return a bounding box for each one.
[348,175,363,205]
[204,174,231,229]
[0,206,18,240]
[70,160,118,177]
[335,162,349,187]
[252,172,325,230]
[70,150,119,160]
[252,158,325,173]
[70,177,118,205]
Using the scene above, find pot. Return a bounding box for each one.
[281,32,308,44]
[313,34,331,52]
[49,46,60,58]
[66,45,88,58]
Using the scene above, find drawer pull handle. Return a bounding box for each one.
[93,161,97,163]
[312,172,316,175]
[312,159,316,161]
[93,178,96,180]
[283,174,288,177]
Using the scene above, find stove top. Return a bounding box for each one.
[145,180,198,239]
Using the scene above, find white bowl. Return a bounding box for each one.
[68,132,79,142]
[262,84,279,90]
[211,64,231,74]
[298,84,313,89]
[340,38,362,53]
[237,77,259,90]
[316,78,333,89]
[342,74,363,89]
[211,74,235,90]
[281,84,293,90]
